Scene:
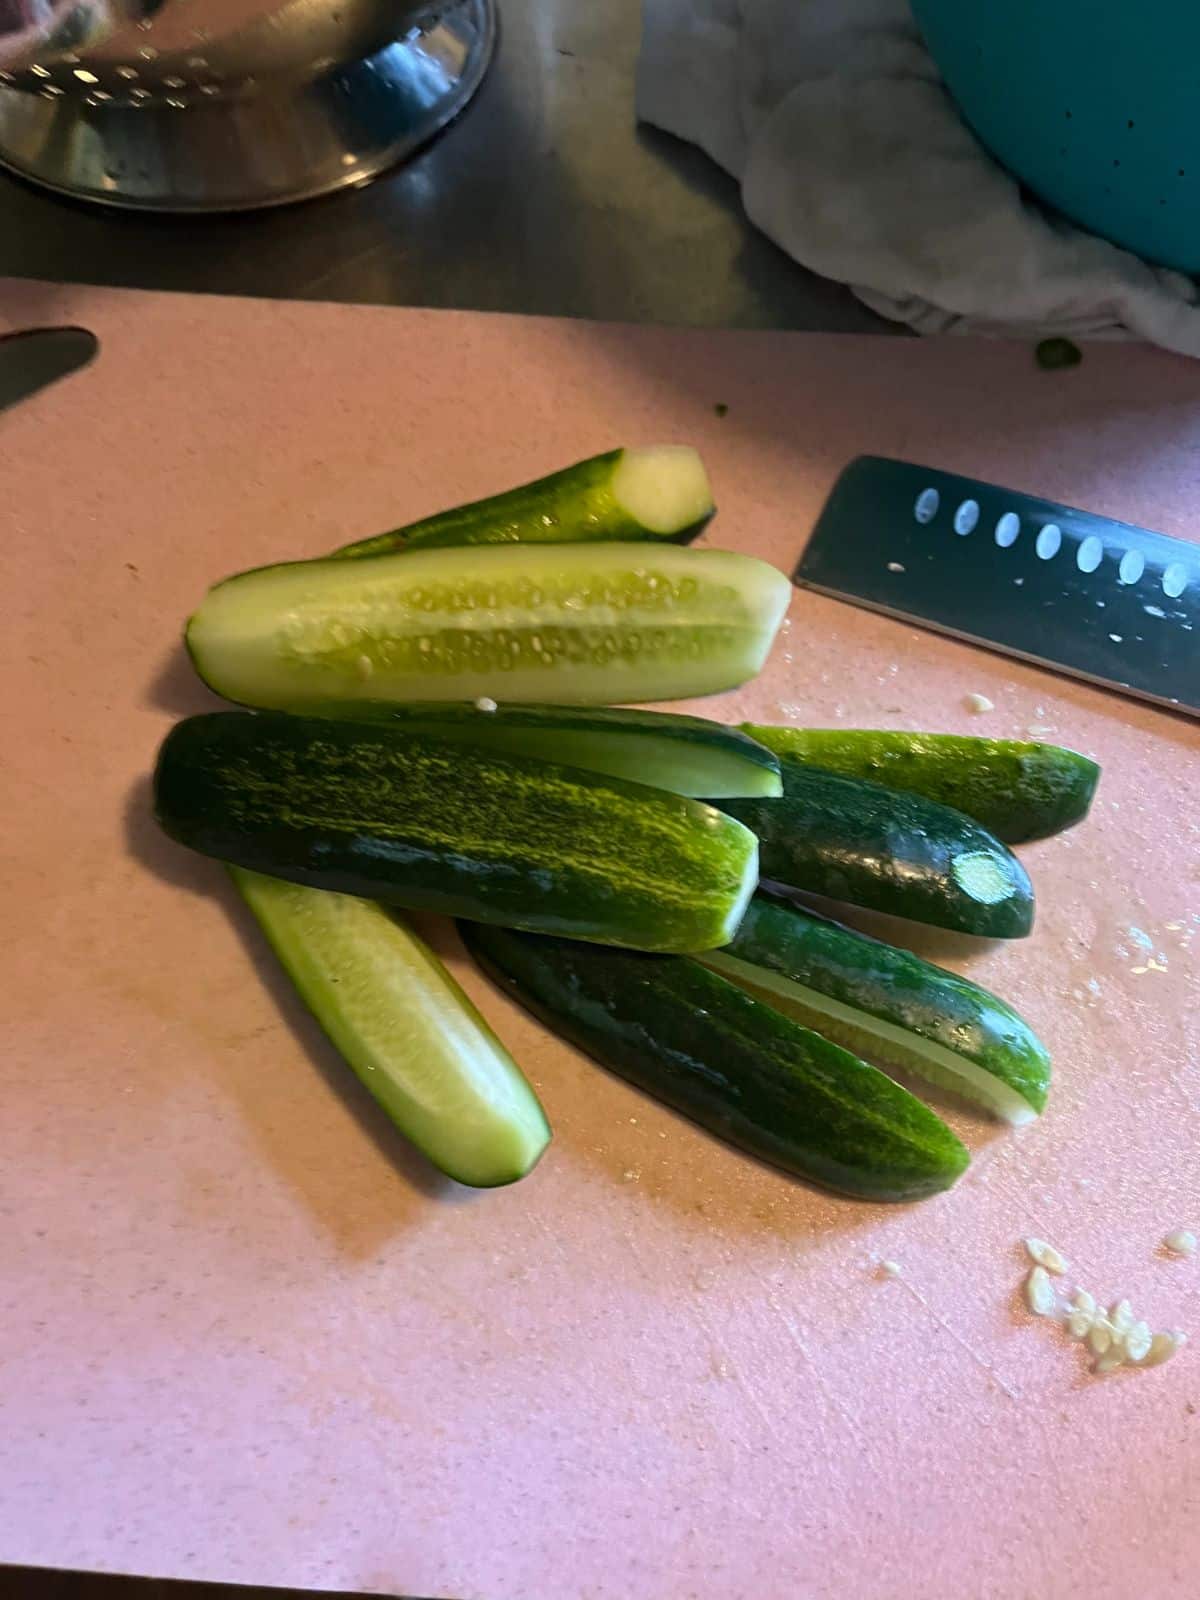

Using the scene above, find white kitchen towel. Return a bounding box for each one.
[637,0,1200,356]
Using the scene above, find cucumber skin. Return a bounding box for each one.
[741,726,1099,844]
[719,756,1034,939]
[461,922,969,1202]
[231,869,550,1187]
[721,893,1049,1114]
[335,450,712,558]
[154,712,758,954]
[293,701,782,798]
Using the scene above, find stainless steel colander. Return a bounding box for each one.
[0,0,495,209]
[0,2,156,74]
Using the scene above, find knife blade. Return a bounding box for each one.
[2,1564,442,1598]
[0,325,98,414]
[795,455,1200,716]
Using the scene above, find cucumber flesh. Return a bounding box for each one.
[155,712,760,954]
[741,726,1100,844]
[461,921,969,1202]
[610,446,714,536]
[186,542,791,710]
[334,446,715,558]
[297,702,782,799]
[231,869,550,1187]
[719,756,1034,939]
[700,893,1049,1124]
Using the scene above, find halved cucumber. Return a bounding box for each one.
[185,542,791,710]
[461,921,969,1202]
[741,725,1100,844]
[232,869,550,1187]
[297,702,781,799]
[701,893,1050,1124]
[155,712,760,954]
[334,446,715,558]
[719,757,1034,939]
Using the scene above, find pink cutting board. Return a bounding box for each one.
[3,280,1198,1600]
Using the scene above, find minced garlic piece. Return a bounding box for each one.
[1025,1237,1068,1274]
[1016,1243,1188,1376]
[1124,1321,1153,1363]
[1141,1331,1187,1367]
[1025,1266,1056,1316]
[1109,1299,1134,1337]
[1087,1321,1112,1357]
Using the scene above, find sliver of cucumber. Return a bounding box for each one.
[232,869,550,1188]
[185,541,791,710]
[334,446,715,558]
[741,725,1099,844]
[461,920,969,1202]
[701,893,1050,1124]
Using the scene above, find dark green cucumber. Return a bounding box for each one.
[185,542,791,709]
[740,725,1100,843]
[460,922,969,1201]
[296,702,781,799]
[719,757,1033,938]
[155,712,759,953]
[334,446,714,558]
[232,869,550,1187]
[701,893,1049,1124]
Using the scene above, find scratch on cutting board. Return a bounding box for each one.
[892,1276,1023,1403]
[766,1290,857,1432]
[529,1208,571,1265]
[724,1361,789,1447]
[689,1288,787,1449]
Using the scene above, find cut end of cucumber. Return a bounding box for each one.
[951,851,1019,907]
[611,446,714,536]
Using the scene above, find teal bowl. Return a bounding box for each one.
[911,0,1200,272]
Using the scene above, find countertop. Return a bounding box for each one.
[0,0,888,332]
